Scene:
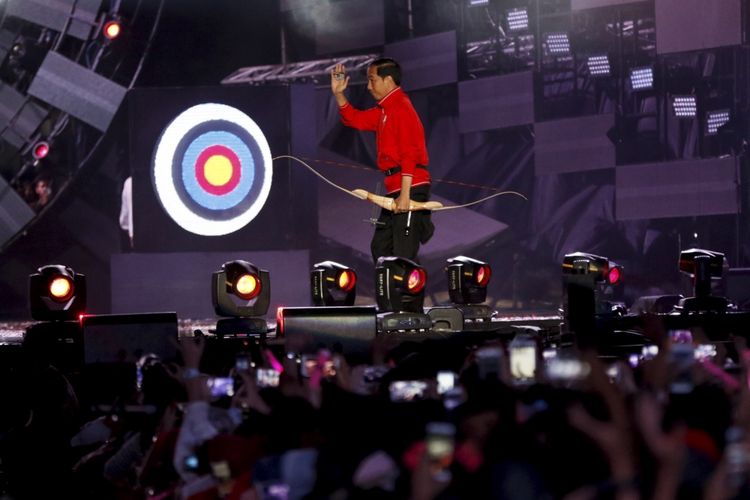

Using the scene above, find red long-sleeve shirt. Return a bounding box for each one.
[339,87,430,194]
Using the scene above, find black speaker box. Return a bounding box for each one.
[277,306,377,361]
[81,312,179,364]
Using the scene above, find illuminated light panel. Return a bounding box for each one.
[706,109,730,135]
[629,66,653,91]
[507,8,529,32]
[587,55,610,77]
[672,95,697,118]
[545,33,570,55]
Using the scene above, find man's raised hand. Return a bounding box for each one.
[330,63,349,95]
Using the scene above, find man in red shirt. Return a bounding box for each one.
[331,58,434,263]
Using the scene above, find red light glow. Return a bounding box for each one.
[276,307,285,337]
[406,268,426,294]
[608,266,622,285]
[32,142,49,160]
[337,270,356,292]
[475,265,492,286]
[104,21,122,40]
[235,274,260,300]
[49,277,73,301]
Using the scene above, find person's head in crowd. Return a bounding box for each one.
[664,383,732,499]
[140,357,186,411]
[268,396,323,454]
[20,180,37,204]
[683,384,732,449]
[454,386,512,447]
[34,173,53,207]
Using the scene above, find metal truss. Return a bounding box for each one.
[222,54,380,86]
[465,34,536,76]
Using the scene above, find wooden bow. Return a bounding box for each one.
[351,189,444,211]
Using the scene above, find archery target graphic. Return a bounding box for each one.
[152,103,273,236]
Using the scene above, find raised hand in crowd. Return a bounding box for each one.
[565,352,638,500]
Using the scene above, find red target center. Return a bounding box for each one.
[195,145,241,195]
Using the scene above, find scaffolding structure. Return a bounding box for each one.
[222,54,379,86]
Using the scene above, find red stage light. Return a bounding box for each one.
[407,268,427,294]
[475,265,492,286]
[30,264,87,321]
[103,21,122,40]
[337,269,356,292]
[49,276,73,302]
[235,273,261,300]
[446,256,491,304]
[276,307,285,336]
[32,141,49,160]
[311,261,357,306]
[608,266,622,285]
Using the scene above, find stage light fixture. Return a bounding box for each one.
[562,252,623,287]
[586,55,610,77]
[671,95,697,118]
[375,256,427,314]
[629,66,653,91]
[562,252,610,281]
[562,252,625,346]
[445,255,492,305]
[506,8,529,32]
[678,248,724,296]
[677,248,728,312]
[29,264,86,321]
[705,109,730,135]
[407,268,427,294]
[544,33,570,55]
[103,20,122,41]
[468,0,490,7]
[311,260,357,306]
[212,260,270,318]
[31,141,49,160]
[10,39,24,59]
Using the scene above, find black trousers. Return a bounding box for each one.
[370,184,434,263]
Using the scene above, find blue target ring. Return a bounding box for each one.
[181,130,255,211]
